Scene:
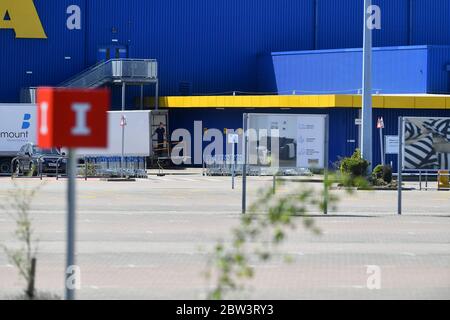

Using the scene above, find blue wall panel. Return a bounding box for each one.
[169,107,360,168]
[258,46,450,95]
[85,0,316,97]
[1,0,450,102]
[169,107,450,170]
[316,0,410,50]
[428,46,450,93]
[412,0,450,46]
[0,0,86,102]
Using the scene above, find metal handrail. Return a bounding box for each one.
[37,155,66,180]
[60,59,158,88]
[55,156,68,180]
[10,156,40,179]
[10,156,23,179]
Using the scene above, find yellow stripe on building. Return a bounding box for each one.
[155,95,450,110]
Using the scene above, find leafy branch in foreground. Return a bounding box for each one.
[1,182,42,300]
[206,174,366,300]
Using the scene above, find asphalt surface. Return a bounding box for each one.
[0,175,449,300]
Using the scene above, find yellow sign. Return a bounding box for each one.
[0,0,47,39]
[438,170,450,190]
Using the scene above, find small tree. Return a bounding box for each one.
[1,182,41,300]
[205,174,361,300]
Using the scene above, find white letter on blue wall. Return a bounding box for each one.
[66,5,81,30]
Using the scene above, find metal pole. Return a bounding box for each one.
[272,174,276,194]
[380,126,385,166]
[65,149,76,300]
[324,115,330,215]
[232,142,235,190]
[155,81,159,111]
[121,82,126,178]
[362,0,373,172]
[242,114,248,214]
[84,156,88,181]
[419,170,422,191]
[140,84,144,110]
[397,117,403,215]
[121,123,125,178]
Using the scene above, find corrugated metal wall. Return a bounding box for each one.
[411,0,450,45]
[0,0,87,102]
[428,46,450,93]
[85,0,316,97]
[169,107,450,169]
[1,0,450,102]
[316,0,410,49]
[169,107,360,168]
[259,46,437,95]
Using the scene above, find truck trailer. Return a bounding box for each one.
[0,104,37,175]
[0,104,168,175]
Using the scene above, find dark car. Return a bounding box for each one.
[15,143,67,176]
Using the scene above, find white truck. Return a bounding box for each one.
[0,104,37,175]
[0,104,169,174]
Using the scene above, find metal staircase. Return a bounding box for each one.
[21,59,159,109]
[60,59,158,88]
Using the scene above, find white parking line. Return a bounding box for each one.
[177,177,200,182]
[400,252,416,257]
[351,285,365,289]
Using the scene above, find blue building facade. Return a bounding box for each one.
[1,0,450,102]
[1,0,450,168]
[258,46,450,94]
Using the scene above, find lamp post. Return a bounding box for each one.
[362,0,373,171]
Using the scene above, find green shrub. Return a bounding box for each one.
[84,163,97,177]
[372,165,393,186]
[339,149,370,178]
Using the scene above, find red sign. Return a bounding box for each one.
[377,117,385,129]
[120,115,127,127]
[37,88,109,148]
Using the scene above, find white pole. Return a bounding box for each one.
[362,0,373,172]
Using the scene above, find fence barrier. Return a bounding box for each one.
[84,156,148,179]
[203,155,313,177]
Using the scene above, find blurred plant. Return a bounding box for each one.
[340,149,370,177]
[1,182,41,300]
[84,162,97,177]
[205,173,364,300]
[26,163,38,177]
[371,164,393,186]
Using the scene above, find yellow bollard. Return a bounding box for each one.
[438,170,450,190]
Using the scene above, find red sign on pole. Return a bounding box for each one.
[37,88,110,148]
[377,117,385,129]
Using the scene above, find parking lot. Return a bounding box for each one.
[0,174,449,300]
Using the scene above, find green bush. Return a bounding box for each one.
[339,149,370,178]
[372,165,393,186]
[84,163,97,177]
